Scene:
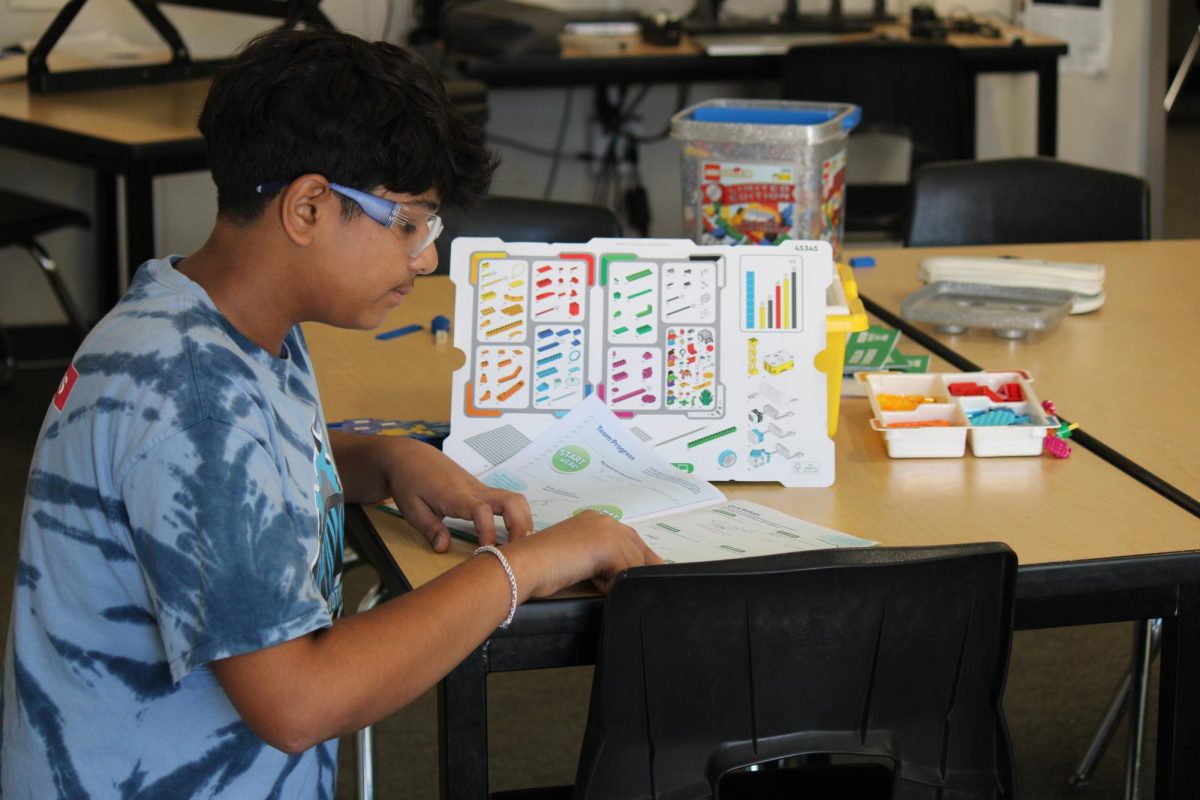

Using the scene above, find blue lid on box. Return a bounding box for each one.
[691,105,861,132]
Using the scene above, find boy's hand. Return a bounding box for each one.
[380,440,532,552]
[503,510,664,597]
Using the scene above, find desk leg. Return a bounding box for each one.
[1155,585,1200,798]
[124,165,156,284]
[1037,61,1059,157]
[96,172,119,312]
[438,647,490,800]
[964,71,978,160]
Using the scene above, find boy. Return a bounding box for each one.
[1,28,657,797]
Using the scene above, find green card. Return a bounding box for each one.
[843,325,901,373]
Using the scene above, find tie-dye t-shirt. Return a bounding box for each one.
[1,258,346,798]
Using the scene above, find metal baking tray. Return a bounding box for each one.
[900,281,1074,339]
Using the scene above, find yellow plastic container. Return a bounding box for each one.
[819,262,869,436]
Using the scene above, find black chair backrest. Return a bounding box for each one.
[906,157,1151,247]
[0,189,89,248]
[573,543,1017,800]
[434,196,622,275]
[782,43,970,170]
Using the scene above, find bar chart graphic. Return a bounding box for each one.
[741,256,804,332]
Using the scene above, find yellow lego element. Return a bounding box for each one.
[763,350,795,375]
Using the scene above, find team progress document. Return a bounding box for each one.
[440,395,875,563]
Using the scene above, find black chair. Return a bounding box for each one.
[783,43,969,239]
[496,543,1016,799]
[905,157,1150,246]
[0,189,90,387]
[434,196,623,275]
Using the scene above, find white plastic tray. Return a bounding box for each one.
[860,371,1058,458]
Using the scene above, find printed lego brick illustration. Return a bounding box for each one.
[446,238,836,487]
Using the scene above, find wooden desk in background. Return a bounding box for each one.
[455,21,1067,158]
[0,74,485,316]
[0,78,209,310]
[303,242,1200,799]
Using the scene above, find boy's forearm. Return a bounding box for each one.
[212,536,549,752]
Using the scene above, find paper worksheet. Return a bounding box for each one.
[442,395,876,563]
[631,500,876,564]
[452,394,725,538]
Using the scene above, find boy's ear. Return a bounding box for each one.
[278,175,334,246]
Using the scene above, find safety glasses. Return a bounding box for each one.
[255,179,443,257]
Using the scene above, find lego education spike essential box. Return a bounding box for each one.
[443,237,867,488]
[670,99,861,261]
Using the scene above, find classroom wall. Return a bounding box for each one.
[0,0,1166,327]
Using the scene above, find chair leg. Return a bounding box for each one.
[354,581,389,800]
[1070,619,1162,791]
[356,724,375,800]
[1165,26,1200,113]
[0,323,14,389]
[1125,619,1155,800]
[25,239,88,337]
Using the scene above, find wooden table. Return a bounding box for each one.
[0,74,486,314]
[846,240,1200,507]
[0,78,210,309]
[304,254,1200,799]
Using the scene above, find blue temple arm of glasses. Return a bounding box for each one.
[330,182,396,227]
[254,180,396,228]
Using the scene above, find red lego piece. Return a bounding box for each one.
[1002,382,1024,401]
[948,382,985,397]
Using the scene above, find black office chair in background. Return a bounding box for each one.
[433,195,624,275]
[496,542,1017,799]
[0,189,90,388]
[905,156,1150,246]
[782,42,969,240]
[902,155,1152,798]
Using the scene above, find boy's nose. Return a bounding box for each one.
[412,244,439,274]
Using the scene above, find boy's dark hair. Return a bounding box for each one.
[200,28,498,222]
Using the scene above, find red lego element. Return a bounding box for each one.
[948,382,985,397]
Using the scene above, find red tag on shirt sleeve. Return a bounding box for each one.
[52,364,79,412]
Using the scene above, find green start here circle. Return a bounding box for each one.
[572,504,624,521]
[551,445,591,473]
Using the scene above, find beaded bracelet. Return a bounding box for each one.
[474,545,518,629]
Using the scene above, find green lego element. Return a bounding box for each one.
[635,324,653,335]
[625,268,653,282]
[686,426,737,449]
[599,253,637,285]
